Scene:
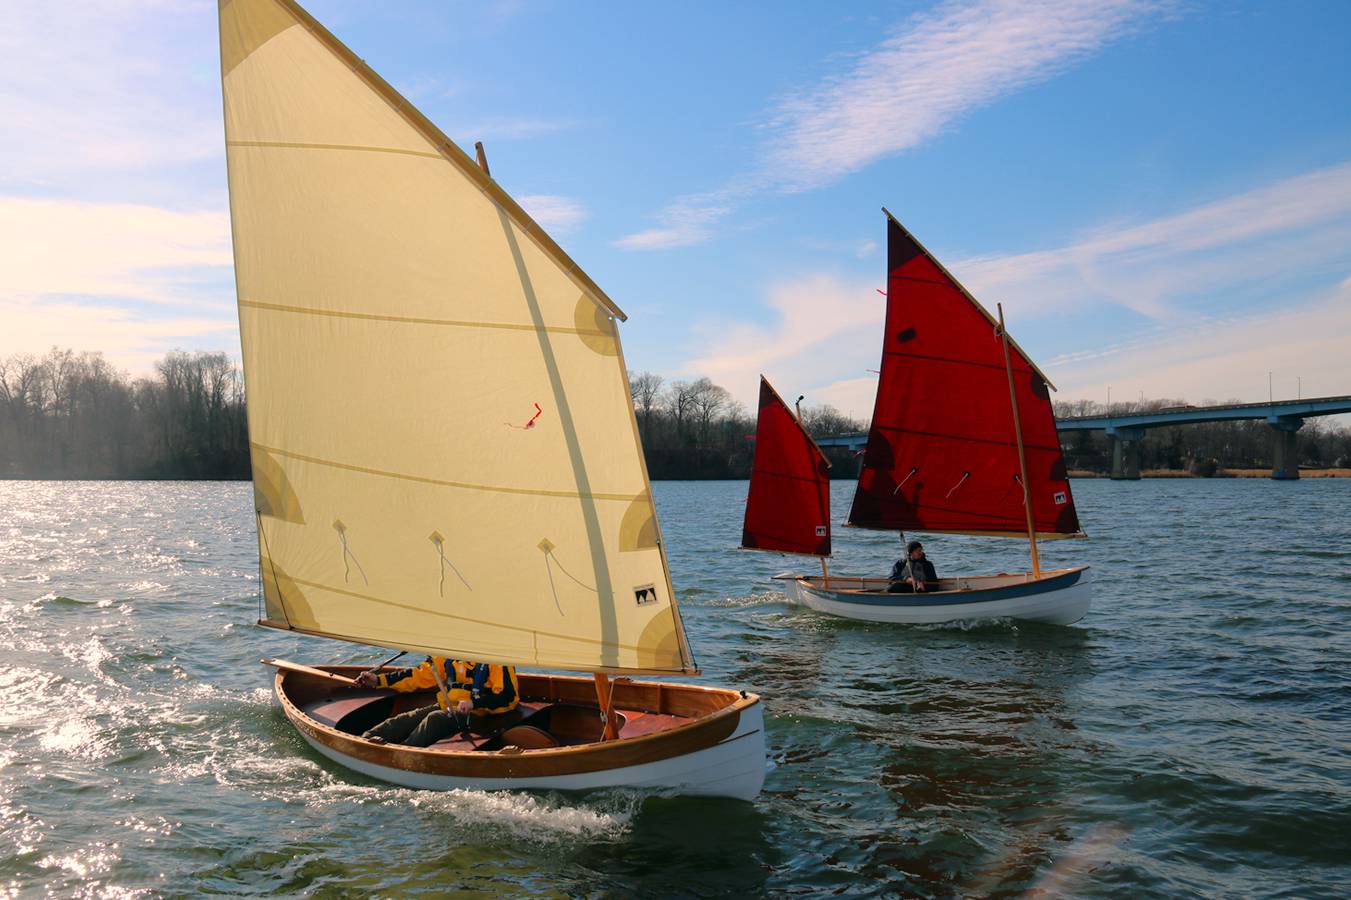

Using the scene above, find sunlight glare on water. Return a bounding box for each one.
[0,478,1348,896]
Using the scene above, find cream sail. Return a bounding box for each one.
[220,0,693,674]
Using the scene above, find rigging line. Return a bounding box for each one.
[892,467,918,496]
[335,529,370,585]
[255,511,292,629]
[547,550,598,593]
[542,555,565,615]
[944,471,971,499]
[438,544,471,592]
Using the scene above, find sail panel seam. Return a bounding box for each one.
[287,575,662,655]
[239,300,610,337]
[870,424,1064,453]
[252,442,644,502]
[226,139,442,160]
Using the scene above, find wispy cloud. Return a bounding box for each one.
[680,161,1351,413]
[451,117,577,142]
[613,192,735,250]
[0,197,231,304]
[956,160,1351,319]
[0,296,238,374]
[766,0,1166,192]
[683,273,884,407]
[1049,279,1351,404]
[518,194,587,234]
[0,195,237,372]
[616,0,1169,250]
[0,1,220,187]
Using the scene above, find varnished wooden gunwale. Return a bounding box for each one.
[275,666,759,779]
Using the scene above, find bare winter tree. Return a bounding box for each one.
[629,371,664,440]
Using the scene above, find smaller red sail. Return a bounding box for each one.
[742,376,832,556]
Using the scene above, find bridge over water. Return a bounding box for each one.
[1057,395,1351,479]
[814,395,1351,481]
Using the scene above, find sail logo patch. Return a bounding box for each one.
[634,584,659,606]
[815,525,828,537]
[1053,491,1067,505]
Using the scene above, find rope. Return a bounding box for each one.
[945,471,971,499]
[892,467,918,495]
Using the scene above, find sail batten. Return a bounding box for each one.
[848,215,1082,538]
[742,377,832,557]
[221,0,694,675]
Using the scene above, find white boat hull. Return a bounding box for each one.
[777,567,1091,626]
[274,668,766,801]
[295,702,766,800]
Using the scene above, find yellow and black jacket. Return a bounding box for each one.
[375,658,519,715]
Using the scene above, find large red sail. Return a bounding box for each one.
[742,377,832,556]
[848,213,1082,538]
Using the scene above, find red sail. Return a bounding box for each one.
[742,377,832,556]
[848,213,1082,538]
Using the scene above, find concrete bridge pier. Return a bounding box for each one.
[1268,415,1303,480]
[1107,426,1144,480]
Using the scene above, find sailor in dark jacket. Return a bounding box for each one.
[889,540,937,593]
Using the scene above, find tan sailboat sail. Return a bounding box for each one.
[219,0,695,674]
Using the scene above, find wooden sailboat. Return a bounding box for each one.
[767,211,1091,626]
[218,0,763,799]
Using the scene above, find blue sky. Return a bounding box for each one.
[2,0,1349,417]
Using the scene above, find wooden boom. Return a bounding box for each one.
[262,657,360,686]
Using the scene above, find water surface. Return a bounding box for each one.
[0,479,1347,897]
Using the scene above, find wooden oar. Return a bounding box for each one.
[261,657,360,686]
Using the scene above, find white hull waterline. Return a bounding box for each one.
[774,567,1091,626]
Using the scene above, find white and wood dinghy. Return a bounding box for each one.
[743,213,1092,627]
[774,569,1091,626]
[271,663,764,798]
[218,0,764,799]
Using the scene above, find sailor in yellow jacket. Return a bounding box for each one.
[356,657,519,747]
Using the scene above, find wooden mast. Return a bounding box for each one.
[997,303,1041,579]
[472,138,619,737]
[794,394,830,588]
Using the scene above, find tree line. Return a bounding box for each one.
[2,349,1346,479]
[628,372,865,479]
[0,348,249,479]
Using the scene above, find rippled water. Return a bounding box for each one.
[1,479,1348,897]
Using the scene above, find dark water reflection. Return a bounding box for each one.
[0,479,1349,896]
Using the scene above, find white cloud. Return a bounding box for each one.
[617,0,1168,249]
[517,194,587,234]
[0,197,231,304]
[0,296,238,375]
[683,273,884,409]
